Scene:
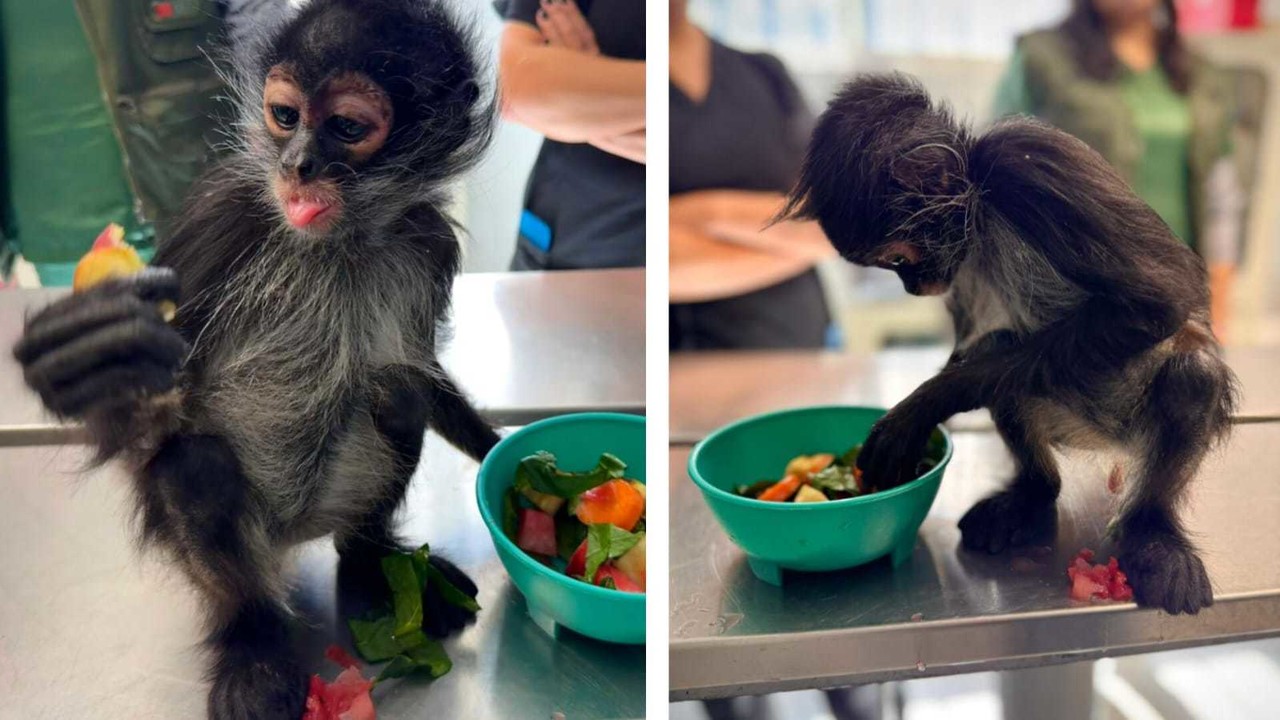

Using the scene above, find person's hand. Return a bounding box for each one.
[537,0,599,55]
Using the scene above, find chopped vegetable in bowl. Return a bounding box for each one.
[735,431,946,503]
[503,451,645,593]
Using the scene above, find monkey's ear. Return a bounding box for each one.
[779,72,972,257]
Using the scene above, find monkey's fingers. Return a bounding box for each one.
[22,316,187,397]
[41,361,179,417]
[14,268,180,363]
[129,267,181,304]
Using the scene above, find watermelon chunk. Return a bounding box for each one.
[516,509,558,557]
[566,538,589,578]
[301,645,376,720]
[1066,548,1133,602]
[594,563,643,593]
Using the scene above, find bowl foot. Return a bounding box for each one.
[747,556,784,586]
[527,603,561,640]
[891,535,917,567]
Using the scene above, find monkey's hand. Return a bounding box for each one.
[856,405,935,491]
[13,268,186,419]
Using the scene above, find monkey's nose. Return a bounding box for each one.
[284,157,321,183]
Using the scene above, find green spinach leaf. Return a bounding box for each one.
[556,517,589,560]
[501,487,520,540]
[809,464,859,495]
[381,554,424,640]
[374,633,453,682]
[583,523,643,581]
[515,451,626,498]
[348,615,402,663]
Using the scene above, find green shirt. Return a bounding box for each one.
[993,48,1193,244]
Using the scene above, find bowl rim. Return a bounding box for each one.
[687,404,953,511]
[476,412,647,605]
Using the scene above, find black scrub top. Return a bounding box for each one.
[499,0,646,270]
[669,40,831,350]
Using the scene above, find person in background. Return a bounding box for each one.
[993,0,1244,336]
[497,0,645,270]
[668,0,836,351]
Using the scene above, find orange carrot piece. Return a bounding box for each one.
[575,479,646,530]
[757,474,804,502]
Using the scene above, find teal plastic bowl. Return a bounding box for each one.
[477,413,646,644]
[689,405,952,585]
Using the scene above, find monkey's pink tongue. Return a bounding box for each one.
[285,198,331,227]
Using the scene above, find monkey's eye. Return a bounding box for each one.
[269,104,299,130]
[327,115,369,144]
[881,254,911,270]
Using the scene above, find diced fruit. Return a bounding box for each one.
[629,480,646,500]
[325,644,361,670]
[785,453,835,478]
[73,223,145,291]
[574,479,645,531]
[515,509,557,557]
[519,485,564,515]
[302,647,376,720]
[794,485,828,503]
[566,538,589,578]
[1066,548,1133,602]
[594,563,643,593]
[614,535,646,590]
[757,474,804,502]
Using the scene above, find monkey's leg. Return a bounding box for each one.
[143,435,305,720]
[959,402,1060,553]
[335,365,481,637]
[1115,358,1224,615]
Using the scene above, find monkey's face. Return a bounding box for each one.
[262,65,393,235]
[861,239,954,297]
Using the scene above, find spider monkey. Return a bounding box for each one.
[14,1,497,717]
[781,73,1238,616]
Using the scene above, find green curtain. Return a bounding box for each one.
[0,0,227,285]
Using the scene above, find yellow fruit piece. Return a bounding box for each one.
[794,485,829,503]
[785,453,835,478]
[73,245,145,292]
[614,534,646,590]
[519,485,565,515]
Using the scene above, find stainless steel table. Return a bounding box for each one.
[0,436,644,719]
[670,347,1280,443]
[669,423,1280,700]
[0,269,645,445]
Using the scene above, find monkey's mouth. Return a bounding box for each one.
[284,196,336,228]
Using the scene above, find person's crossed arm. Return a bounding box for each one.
[500,0,645,163]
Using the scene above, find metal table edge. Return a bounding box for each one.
[667,588,1280,700]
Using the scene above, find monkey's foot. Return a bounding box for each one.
[958,489,1056,554]
[207,640,307,720]
[337,542,479,638]
[1119,533,1213,615]
[422,554,480,638]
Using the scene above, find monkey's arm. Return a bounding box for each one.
[499,23,645,143]
[861,254,1198,488]
[370,364,498,465]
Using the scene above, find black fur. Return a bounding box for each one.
[782,73,1238,614]
[13,2,497,718]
